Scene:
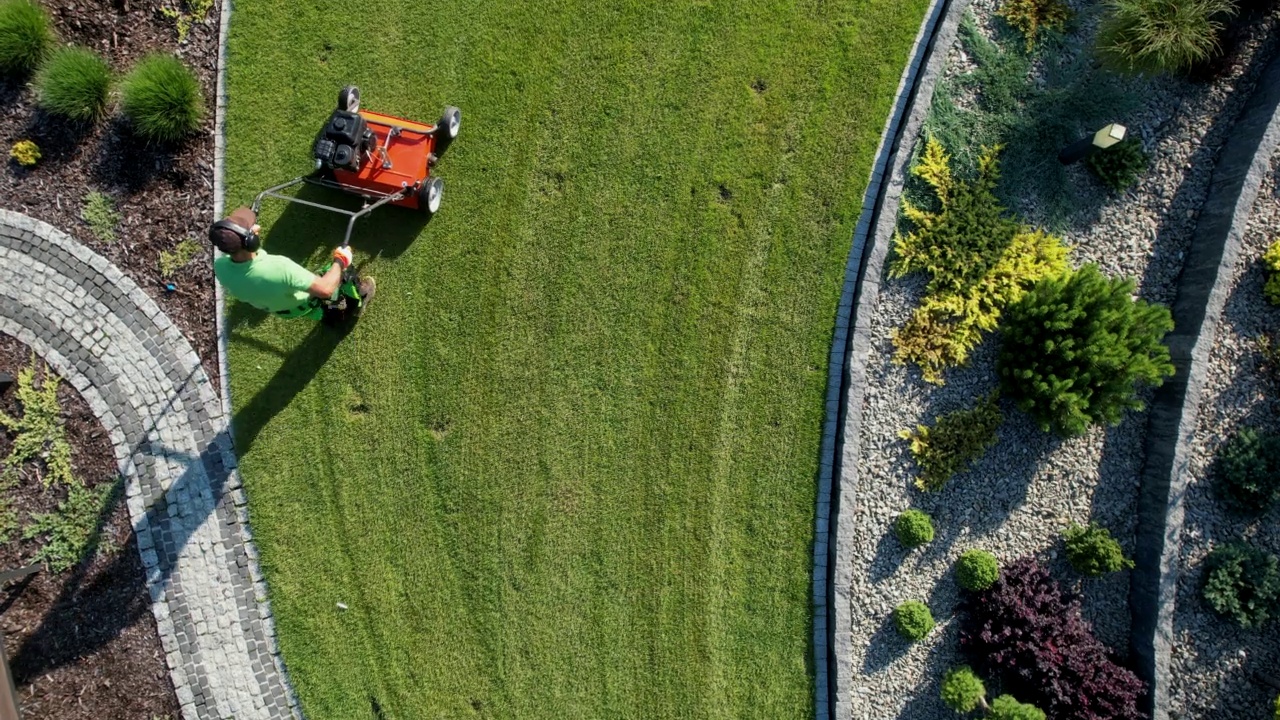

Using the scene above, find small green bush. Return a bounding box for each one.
[35,46,113,123]
[0,0,53,76]
[9,138,39,166]
[894,600,935,641]
[1262,240,1280,306]
[159,238,202,278]
[941,666,986,713]
[998,264,1174,437]
[119,54,204,143]
[24,478,119,572]
[957,549,1000,591]
[0,358,73,488]
[1085,138,1150,192]
[893,509,935,548]
[997,0,1071,50]
[1064,523,1134,577]
[900,392,1003,491]
[81,191,120,242]
[1097,0,1237,75]
[891,139,1068,384]
[1201,542,1280,629]
[1273,692,1279,720]
[989,694,1046,720]
[160,0,215,43]
[1214,428,1280,514]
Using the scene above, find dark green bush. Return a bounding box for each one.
[1085,138,1149,192]
[894,509,935,548]
[1097,0,1237,75]
[894,601,935,641]
[35,46,112,123]
[941,666,986,713]
[0,0,53,76]
[989,694,1046,720]
[1063,523,1134,577]
[1215,428,1280,514]
[1201,542,1280,629]
[119,54,204,143]
[998,264,1174,437]
[997,0,1071,50]
[957,549,1000,591]
[901,392,1003,491]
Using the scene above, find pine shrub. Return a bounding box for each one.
[990,695,1046,720]
[1085,138,1150,192]
[0,0,52,76]
[998,264,1174,437]
[997,0,1071,50]
[957,549,1000,591]
[1097,0,1237,75]
[894,509,935,548]
[119,54,204,143]
[894,600,935,641]
[1064,523,1134,577]
[1262,240,1280,306]
[1201,542,1280,629]
[941,666,987,713]
[891,138,1068,384]
[960,557,1148,720]
[901,392,1003,491]
[1214,428,1280,514]
[35,46,112,123]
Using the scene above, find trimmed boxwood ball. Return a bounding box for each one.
[989,694,1045,720]
[35,46,112,122]
[0,0,53,76]
[940,666,986,713]
[893,600,934,641]
[956,549,999,591]
[893,509,934,548]
[119,53,204,143]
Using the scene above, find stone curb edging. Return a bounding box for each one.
[0,209,299,720]
[210,0,305,717]
[820,1,969,718]
[1129,48,1280,720]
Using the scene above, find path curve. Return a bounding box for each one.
[0,209,300,720]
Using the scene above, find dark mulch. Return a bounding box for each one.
[0,334,179,719]
[0,0,222,391]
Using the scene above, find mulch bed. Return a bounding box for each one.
[0,0,221,389]
[0,0,225,717]
[0,334,179,720]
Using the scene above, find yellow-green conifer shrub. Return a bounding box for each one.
[1263,239,1280,306]
[891,139,1068,384]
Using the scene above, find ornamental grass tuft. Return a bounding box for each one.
[0,0,52,76]
[1097,0,1237,75]
[35,46,112,123]
[119,54,204,143]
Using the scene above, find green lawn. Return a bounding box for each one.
[224,1,928,717]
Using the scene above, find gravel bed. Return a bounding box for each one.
[846,4,1280,718]
[1167,148,1280,720]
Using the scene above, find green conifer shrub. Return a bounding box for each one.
[894,509,935,548]
[894,601,935,641]
[957,549,1000,591]
[997,0,1071,50]
[989,695,1046,720]
[1214,428,1280,514]
[900,392,1003,491]
[940,666,987,713]
[997,264,1174,436]
[1201,542,1280,629]
[1063,523,1134,577]
[1085,138,1149,192]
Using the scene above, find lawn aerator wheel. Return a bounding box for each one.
[439,106,461,139]
[420,176,444,214]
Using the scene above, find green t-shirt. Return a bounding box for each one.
[213,249,315,314]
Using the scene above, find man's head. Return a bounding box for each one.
[209,207,260,254]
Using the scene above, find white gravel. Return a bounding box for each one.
[1167,148,1280,720]
[846,4,1280,718]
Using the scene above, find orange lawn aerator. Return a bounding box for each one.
[251,85,460,246]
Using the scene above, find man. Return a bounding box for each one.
[210,206,375,322]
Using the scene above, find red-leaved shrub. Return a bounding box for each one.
[959,556,1148,720]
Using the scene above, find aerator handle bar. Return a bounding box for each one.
[251,174,410,247]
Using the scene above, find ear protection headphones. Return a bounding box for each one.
[210,219,260,253]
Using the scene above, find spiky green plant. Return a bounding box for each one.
[0,0,52,76]
[1097,0,1238,75]
[119,54,204,143]
[35,46,113,122]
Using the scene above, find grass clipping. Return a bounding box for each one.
[890,138,1068,384]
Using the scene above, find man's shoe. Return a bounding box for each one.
[356,277,376,313]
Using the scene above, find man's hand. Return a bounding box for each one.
[332,246,353,269]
